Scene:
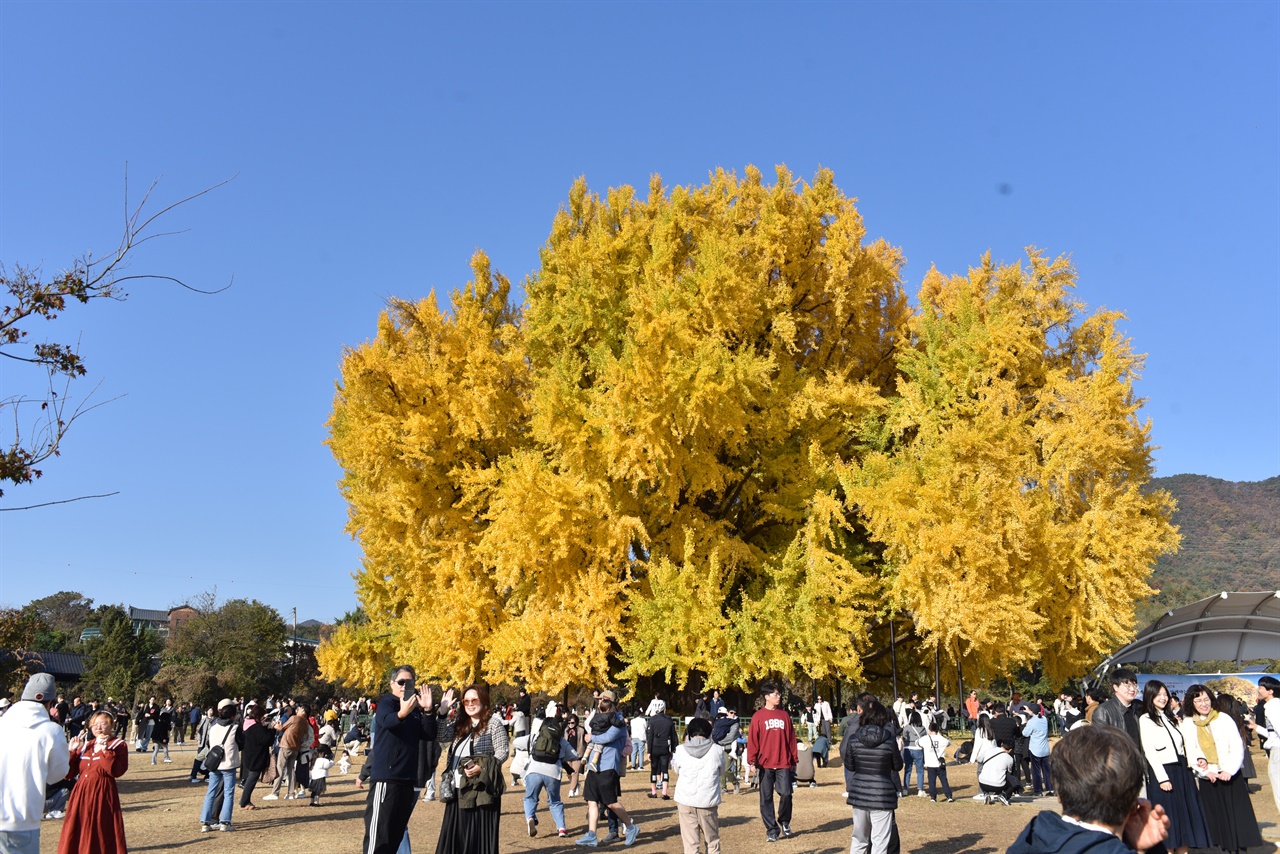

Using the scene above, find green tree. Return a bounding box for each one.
[0,607,46,693]
[25,590,93,651]
[163,598,289,698]
[82,605,159,701]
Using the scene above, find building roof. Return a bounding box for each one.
[23,651,86,680]
[128,607,171,623]
[1096,590,1280,675]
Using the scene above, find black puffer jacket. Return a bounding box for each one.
[843,723,903,811]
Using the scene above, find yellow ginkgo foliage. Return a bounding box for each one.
[320,167,1176,694]
[837,251,1179,682]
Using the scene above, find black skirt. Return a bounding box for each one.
[434,798,500,854]
[1147,762,1211,850]
[1197,772,1262,852]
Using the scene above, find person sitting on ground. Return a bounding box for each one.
[977,739,1018,805]
[1007,725,1170,854]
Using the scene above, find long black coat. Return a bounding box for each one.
[843,723,903,811]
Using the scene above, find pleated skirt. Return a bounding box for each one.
[1148,762,1211,850]
[434,798,501,854]
[1197,772,1262,853]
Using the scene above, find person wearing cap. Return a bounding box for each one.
[198,698,245,832]
[576,690,640,848]
[0,673,72,854]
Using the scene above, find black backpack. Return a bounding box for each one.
[531,717,565,764]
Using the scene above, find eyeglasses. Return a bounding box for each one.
[463,697,481,705]
[395,679,413,687]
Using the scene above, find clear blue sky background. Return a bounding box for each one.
[2,1,1277,625]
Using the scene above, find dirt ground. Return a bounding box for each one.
[38,742,1280,854]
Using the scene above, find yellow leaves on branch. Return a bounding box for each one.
[840,251,1178,682]
[321,167,1177,693]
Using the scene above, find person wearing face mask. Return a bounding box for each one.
[198,699,245,833]
[57,711,129,854]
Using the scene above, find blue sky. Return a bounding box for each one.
[1,1,1277,625]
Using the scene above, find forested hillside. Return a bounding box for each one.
[1136,474,1280,627]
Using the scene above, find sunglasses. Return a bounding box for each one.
[395,679,414,687]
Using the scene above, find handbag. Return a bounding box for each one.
[201,724,234,772]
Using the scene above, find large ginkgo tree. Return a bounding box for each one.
[319,166,1177,694]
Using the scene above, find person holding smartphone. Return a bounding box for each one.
[362,666,452,854]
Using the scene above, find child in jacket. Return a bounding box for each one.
[671,717,724,854]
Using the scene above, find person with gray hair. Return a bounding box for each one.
[0,673,72,854]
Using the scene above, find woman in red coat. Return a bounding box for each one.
[58,711,128,854]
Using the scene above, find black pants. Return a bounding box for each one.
[362,780,418,854]
[757,767,792,835]
[239,769,262,807]
[926,766,952,799]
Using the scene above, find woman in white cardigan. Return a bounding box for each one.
[1137,680,1209,854]
[1179,684,1262,853]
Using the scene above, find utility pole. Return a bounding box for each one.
[292,607,297,690]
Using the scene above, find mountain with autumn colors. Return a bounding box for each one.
[1136,474,1280,627]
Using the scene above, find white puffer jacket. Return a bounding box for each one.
[671,737,724,809]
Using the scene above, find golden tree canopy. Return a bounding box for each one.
[320,166,1177,694]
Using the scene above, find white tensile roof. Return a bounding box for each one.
[1096,590,1280,675]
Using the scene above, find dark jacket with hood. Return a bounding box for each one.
[1007,810,1168,854]
[843,723,903,811]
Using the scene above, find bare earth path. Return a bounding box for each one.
[39,743,1279,854]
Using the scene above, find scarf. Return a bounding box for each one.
[1191,711,1220,767]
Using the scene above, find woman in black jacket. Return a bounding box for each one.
[844,698,903,854]
[238,704,275,811]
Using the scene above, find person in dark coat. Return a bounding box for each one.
[647,708,678,799]
[843,697,903,854]
[1007,726,1169,854]
[238,704,275,810]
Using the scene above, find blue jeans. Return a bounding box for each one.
[630,738,646,769]
[523,771,567,831]
[201,769,237,825]
[902,747,924,790]
[0,829,41,854]
[397,830,410,854]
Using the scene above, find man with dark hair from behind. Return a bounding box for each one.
[1007,726,1170,854]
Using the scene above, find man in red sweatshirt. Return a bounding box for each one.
[746,681,798,842]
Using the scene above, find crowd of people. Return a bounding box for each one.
[0,669,1274,854]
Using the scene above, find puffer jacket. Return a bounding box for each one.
[843,723,903,811]
[671,737,724,809]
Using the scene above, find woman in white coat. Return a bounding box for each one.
[1179,684,1262,853]
[670,717,724,854]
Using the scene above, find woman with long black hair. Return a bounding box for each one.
[435,684,509,854]
[1138,680,1210,854]
[1180,684,1262,853]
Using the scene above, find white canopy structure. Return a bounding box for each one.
[1095,590,1280,679]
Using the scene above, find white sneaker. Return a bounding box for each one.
[262,794,279,801]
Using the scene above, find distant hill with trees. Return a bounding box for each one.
[1137,474,1280,628]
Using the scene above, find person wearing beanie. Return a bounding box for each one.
[0,673,72,853]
